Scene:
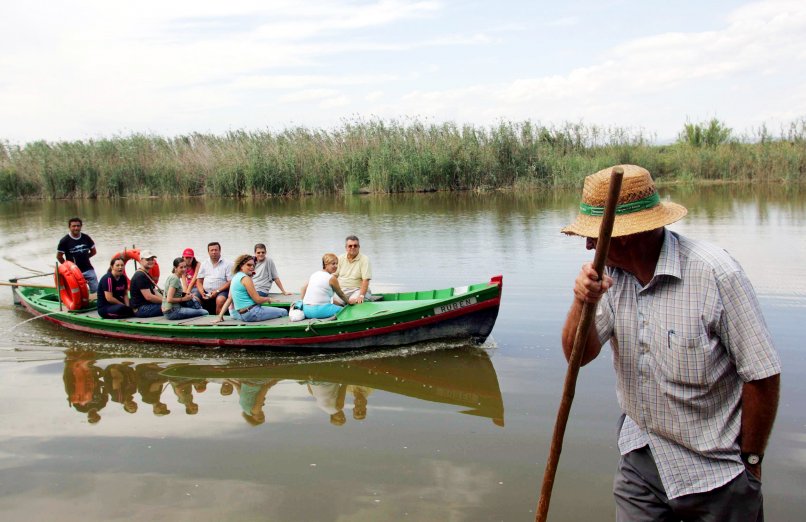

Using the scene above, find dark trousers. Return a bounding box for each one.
[99,304,134,319]
[199,296,216,315]
[614,445,763,522]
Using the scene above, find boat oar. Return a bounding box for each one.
[0,281,56,289]
[535,166,623,522]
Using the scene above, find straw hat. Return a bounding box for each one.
[561,164,687,238]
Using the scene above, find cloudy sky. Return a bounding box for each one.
[1,0,804,144]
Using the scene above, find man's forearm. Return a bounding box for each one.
[562,298,602,365]
[740,374,780,454]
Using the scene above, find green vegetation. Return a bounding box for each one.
[1,118,805,200]
[677,118,733,147]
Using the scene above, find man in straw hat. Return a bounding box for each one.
[561,165,780,521]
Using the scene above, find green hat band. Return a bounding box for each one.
[579,193,660,216]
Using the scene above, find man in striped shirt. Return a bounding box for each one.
[561,165,781,521]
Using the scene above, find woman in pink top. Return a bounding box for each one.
[181,248,200,293]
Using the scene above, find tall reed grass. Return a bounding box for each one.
[1,119,804,200]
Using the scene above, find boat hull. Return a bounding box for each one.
[15,276,502,350]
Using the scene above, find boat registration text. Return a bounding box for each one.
[434,297,477,315]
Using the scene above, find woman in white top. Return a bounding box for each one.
[299,253,351,319]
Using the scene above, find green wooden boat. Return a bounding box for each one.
[14,276,502,349]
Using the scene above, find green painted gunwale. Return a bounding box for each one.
[16,278,501,343]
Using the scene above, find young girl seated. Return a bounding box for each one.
[162,257,209,320]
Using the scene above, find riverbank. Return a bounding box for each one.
[2,120,805,200]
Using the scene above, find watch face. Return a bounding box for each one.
[747,454,760,465]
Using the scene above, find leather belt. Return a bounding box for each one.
[238,304,258,314]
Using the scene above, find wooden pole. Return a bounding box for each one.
[0,281,56,289]
[535,166,624,521]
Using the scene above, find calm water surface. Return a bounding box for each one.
[0,185,804,521]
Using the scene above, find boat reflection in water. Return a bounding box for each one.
[62,345,505,427]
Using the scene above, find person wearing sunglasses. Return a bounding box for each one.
[214,254,288,323]
[252,243,293,297]
[334,235,372,305]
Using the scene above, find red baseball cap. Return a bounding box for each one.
[182,248,195,257]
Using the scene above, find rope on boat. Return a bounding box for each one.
[5,259,49,276]
[305,321,321,335]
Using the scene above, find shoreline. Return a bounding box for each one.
[0,177,802,202]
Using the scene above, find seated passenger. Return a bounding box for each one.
[213,254,288,323]
[195,242,233,315]
[129,250,164,318]
[162,257,209,321]
[299,253,352,319]
[181,248,200,293]
[97,257,134,319]
[252,243,293,296]
[334,235,372,305]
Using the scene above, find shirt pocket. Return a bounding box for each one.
[660,329,712,387]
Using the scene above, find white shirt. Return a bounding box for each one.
[197,257,233,292]
[303,270,334,306]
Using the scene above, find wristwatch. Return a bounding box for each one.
[741,452,763,465]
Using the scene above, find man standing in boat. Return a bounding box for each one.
[334,235,372,305]
[561,165,781,521]
[57,217,99,294]
[195,242,233,315]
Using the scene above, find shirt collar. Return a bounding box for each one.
[651,228,682,282]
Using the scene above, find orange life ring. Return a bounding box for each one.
[54,261,90,311]
[111,248,160,281]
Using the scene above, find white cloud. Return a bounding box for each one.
[382,0,806,139]
[278,89,342,103]
[546,16,579,27]
[320,95,351,109]
[1,0,805,143]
